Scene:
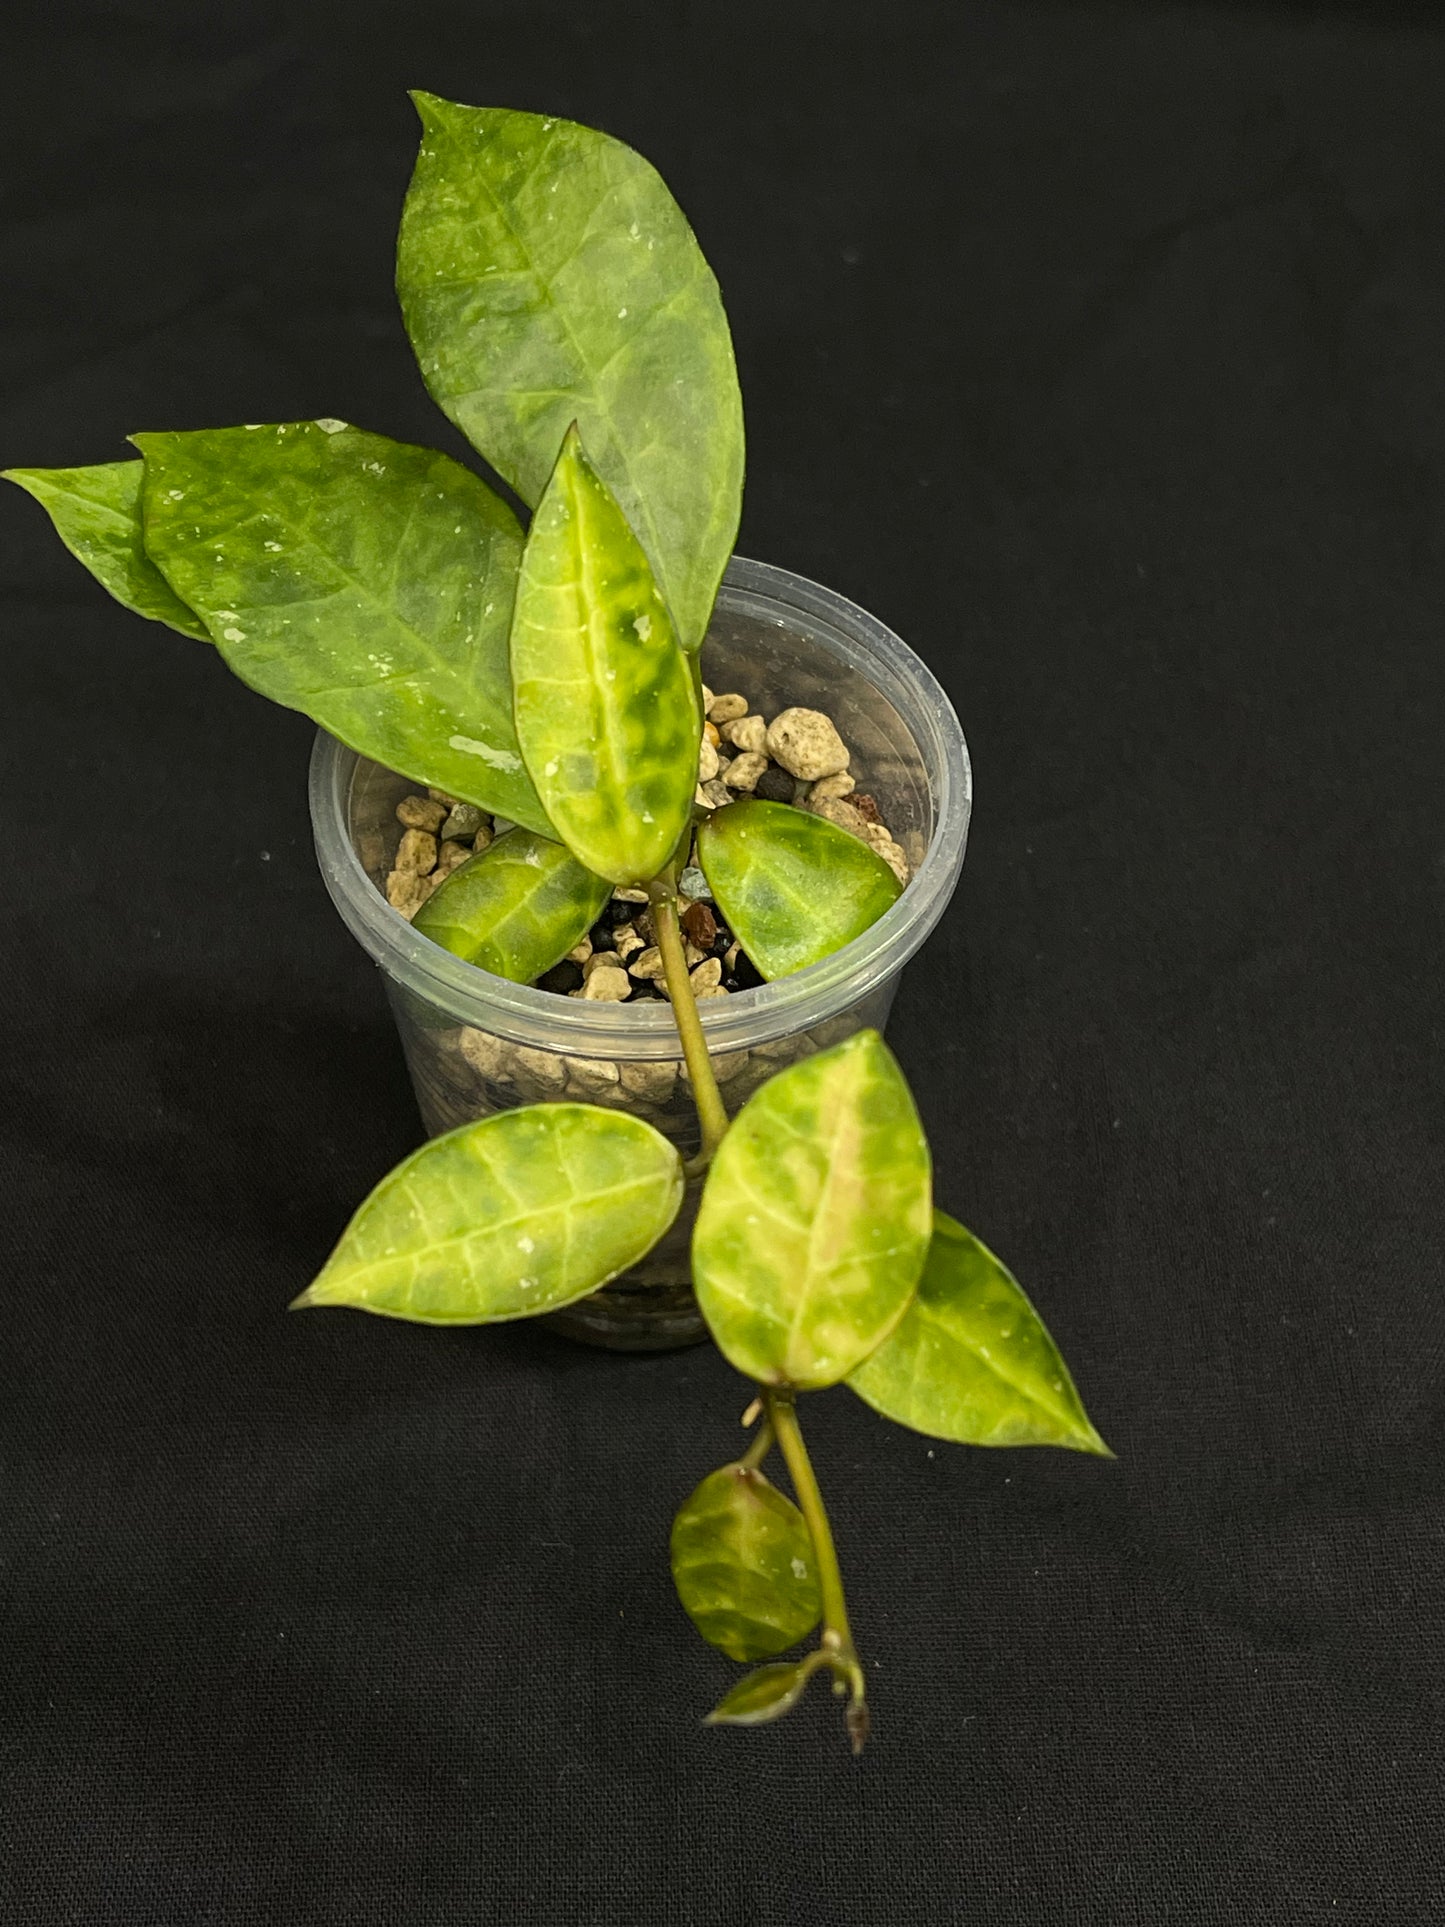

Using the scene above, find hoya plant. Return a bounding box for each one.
[6,94,1109,1752]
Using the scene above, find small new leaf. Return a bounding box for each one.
[397,93,744,650]
[692,1030,933,1388]
[848,1212,1113,1454]
[413,829,611,982]
[133,421,551,831]
[697,798,902,979]
[3,461,208,639]
[670,1464,822,1661]
[704,1656,824,1729]
[510,425,700,884]
[296,1104,683,1323]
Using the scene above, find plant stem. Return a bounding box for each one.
[649,881,730,1166]
[739,1417,774,1472]
[764,1388,870,1753]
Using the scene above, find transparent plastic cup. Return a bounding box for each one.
[309,556,971,1350]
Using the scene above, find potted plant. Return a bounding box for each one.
[6,93,1109,1752]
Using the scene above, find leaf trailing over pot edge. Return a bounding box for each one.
[412,827,611,981]
[848,1212,1113,1454]
[397,92,744,650]
[133,420,551,831]
[296,1104,684,1323]
[3,461,209,640]
[692,1030,933,1389]
[510,425,700,885]
[697,797,902,980]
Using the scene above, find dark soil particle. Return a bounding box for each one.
[752,764,795,804]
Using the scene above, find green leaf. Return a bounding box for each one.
[670,1463,822,1661]
[132,420,551,832]
[703,1656,824,1729]
[510,425,700,885]
[848,1212,1113,1454]
[3,460,208,639]
[697,798,902,980]
[397,92,744,650]
[295,1103,683,1323]
[412,828,610,982]
[692,1030,933,1389]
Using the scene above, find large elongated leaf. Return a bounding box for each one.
[412,828,610,981]
[133,421,550,831]
[848,1213,1112,1454]
[397,92,744,650]
[692,1031,933,1389]
[697,799,902,980]
[295,1104,684,1323]
[3,461,208,639]
[510,426,700,885]
[670,1463,822,1661]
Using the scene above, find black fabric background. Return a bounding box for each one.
[2,4,1442,1921]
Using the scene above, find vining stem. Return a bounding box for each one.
[765,1388,870,1752]
[649,881,730,1166]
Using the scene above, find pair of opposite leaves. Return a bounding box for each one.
[299,1028,1108,1456]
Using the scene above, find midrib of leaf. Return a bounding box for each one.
[330,1166,667,1291]
[572,476,631,809]
[431,122,675,626]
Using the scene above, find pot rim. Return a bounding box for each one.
[309,555,970,1059]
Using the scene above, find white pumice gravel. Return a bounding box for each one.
[706,691,749,723]
[723,714,768,756]
[765,707,850,781]
[397,794,448,834]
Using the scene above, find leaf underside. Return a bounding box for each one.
[697,798,902,980]
[848,1211,1113,1454]
[397,93,744,650]
[298,1103,684,1323]
[134,420,551,830]
[692,1030,933,1389]
[704,1658,820,1728]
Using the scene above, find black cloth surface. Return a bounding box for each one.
[2,4,1441,1921]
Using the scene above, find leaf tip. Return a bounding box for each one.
[288,1286,321,1312]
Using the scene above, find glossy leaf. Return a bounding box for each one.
[510,426,700,884]
[413,828,610,981]
[848,1212,1113,1454]
[397,92,744,650]
[697,798,902,980]
[693,1030,933,1389]
[670,1463,822,1661]
[704,1657,823,1729]
[3,460,208,639]
[133,420,551,831]
[295,1104,683,1323]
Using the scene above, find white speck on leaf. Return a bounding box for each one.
[314,418,348,434]
[633,613,651,640]
[264,541,282,552]
[448,733,521,771]
[791,1558,807,1580]
[517,1235,535,1254]
[544,760,559,776]
[221,627,245,642]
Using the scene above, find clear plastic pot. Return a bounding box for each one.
[309,556,971,1351]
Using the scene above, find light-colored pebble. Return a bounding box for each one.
[723,941,740,972]
[565,1056,621,1097]
[862,821,894,851]
[699,778,733,809]
[397,794,448,834]
[693,983,729,999]
[872,838,911,885]
[491,817,517,838]
[385,869,429,918]
[691,957,723,991]
[396,827,438,873]
[613,924,644,960]
[620,1059,679,1104]
[697,737,721,782]
[700,684,715,712]
[512,1045,567,1092]
[435,839,473,876]
[628,947,668,981]
[472,824,494,854]
[766,707,850,781]
[684,942,708,967]
[458,1028,509,1081]
[428,787,461,807]
[707,691,749,723]
[440,802,486,841]
[578,965,631,1001]
[567,935,594,965]
[724,714,768,756]
[582,949,623,980]
[723,751,768,791]
[614,886,650,905]
[809,769,856,801]
[806,796,872,842]
[679,865,710,899]
[703,720,721,747]
[710,1048,752,1083]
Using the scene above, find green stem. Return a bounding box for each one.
[650,882,730,1166]
[764,1388,870,1753]
[739,1417,774,1472]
